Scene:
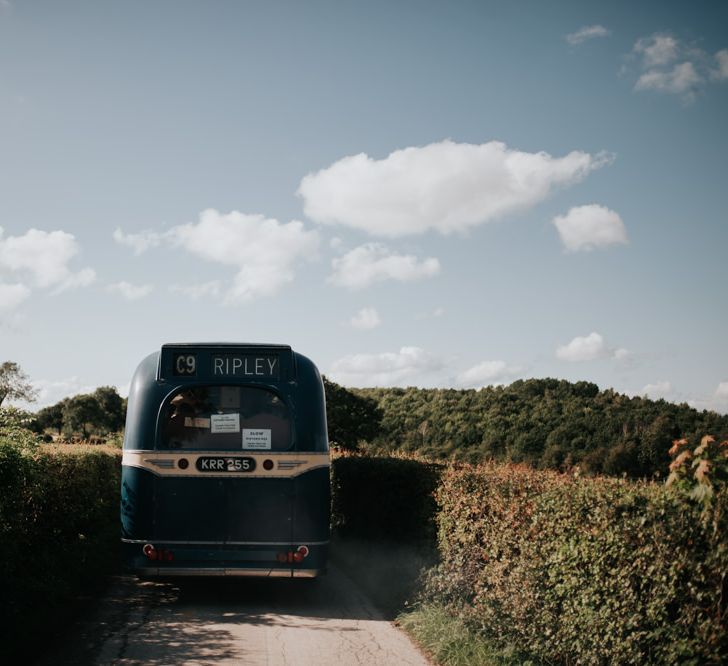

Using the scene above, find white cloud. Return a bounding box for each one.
[169,281,222,300]
[566,25,610,45]
[0,282,31,312]
[552,204,628,252]
[613,348,631,361]
[631,34,728,100]
[716,382,728,400]
[0,227,95,296]
[329,243,440,289]
[298,140,612,237]
[113,227,164,255]
[457,360,522,388]
[641,381,672,400]
[712,49,728,80]
[107,281,153,301]
[115,209,320,303]
[556,332,624,362]
[349,307,381,330]
[635,34,680,67]
[635,62,702,96]
[329,346,445,387]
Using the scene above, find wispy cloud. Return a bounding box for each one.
[566,25,610,46]
[329,243,440,289]
[169,281,222,300]
[113,227,164,255]
[22,376,96,409]
[298,140,612,237]
[631,33,728,101]
[329,346,445,387]
[107,281,153,301]
[457,360,523,388]
[641,380,672,400]
[552,204,628,252]
[349,307,382,330]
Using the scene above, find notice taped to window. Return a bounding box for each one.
[210,413,240,434]
[242,428,271,450]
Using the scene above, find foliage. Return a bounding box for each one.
[423,452,728,664]
[0,361,37,406]
[354,378,728,477]
[324,376,382,451]
[331,452,441,546]
[0,429,121,660]
[667,434,728,530]
[0,406,41,446]
[31,385,127,439]
[398,603,538,666]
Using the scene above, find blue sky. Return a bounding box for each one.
[1,0,727,412]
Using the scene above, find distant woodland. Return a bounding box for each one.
[16,372,728,478]
[330,378,728,478]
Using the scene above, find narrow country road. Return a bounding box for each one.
[36,565,430,666]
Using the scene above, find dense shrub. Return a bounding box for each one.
[424,441,728,664]
[0,425,121,660]
[331,453,442,546]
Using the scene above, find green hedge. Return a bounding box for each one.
[0,433,121,659]
[425,451,728,664]
[331,454,442,546]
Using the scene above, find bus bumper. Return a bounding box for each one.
[134,567,322,578]
[121,540,328,578]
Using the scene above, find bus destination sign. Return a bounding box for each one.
[211,354,280,379]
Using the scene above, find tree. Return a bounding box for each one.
[0,361,37,407]
[33,401,66,435]
[62,394,104,438]
[92,386,126,433]
[323,377,382,451]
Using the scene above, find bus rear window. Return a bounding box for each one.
[159,386,291,451]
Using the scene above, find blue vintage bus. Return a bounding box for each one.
[120,343,330,578]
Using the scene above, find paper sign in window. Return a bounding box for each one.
[210,413,240,434]
[242,428,271,450]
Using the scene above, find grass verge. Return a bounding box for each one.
[397,603,540,666]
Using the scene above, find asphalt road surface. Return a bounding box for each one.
[36,565,430,666]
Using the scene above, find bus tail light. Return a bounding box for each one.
[142,544,173,562]
[276,546,309,564]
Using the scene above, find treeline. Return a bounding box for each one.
[31,386,126,440]
[347,378,728,478]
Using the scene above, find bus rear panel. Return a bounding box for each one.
[120,344,330,577]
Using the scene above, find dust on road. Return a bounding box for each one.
[37,565,430,666]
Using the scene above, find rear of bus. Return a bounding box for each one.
[120,343,330,577]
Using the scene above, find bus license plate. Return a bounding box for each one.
[196,457,257,473]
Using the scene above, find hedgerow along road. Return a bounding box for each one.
[37,565,430,665]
